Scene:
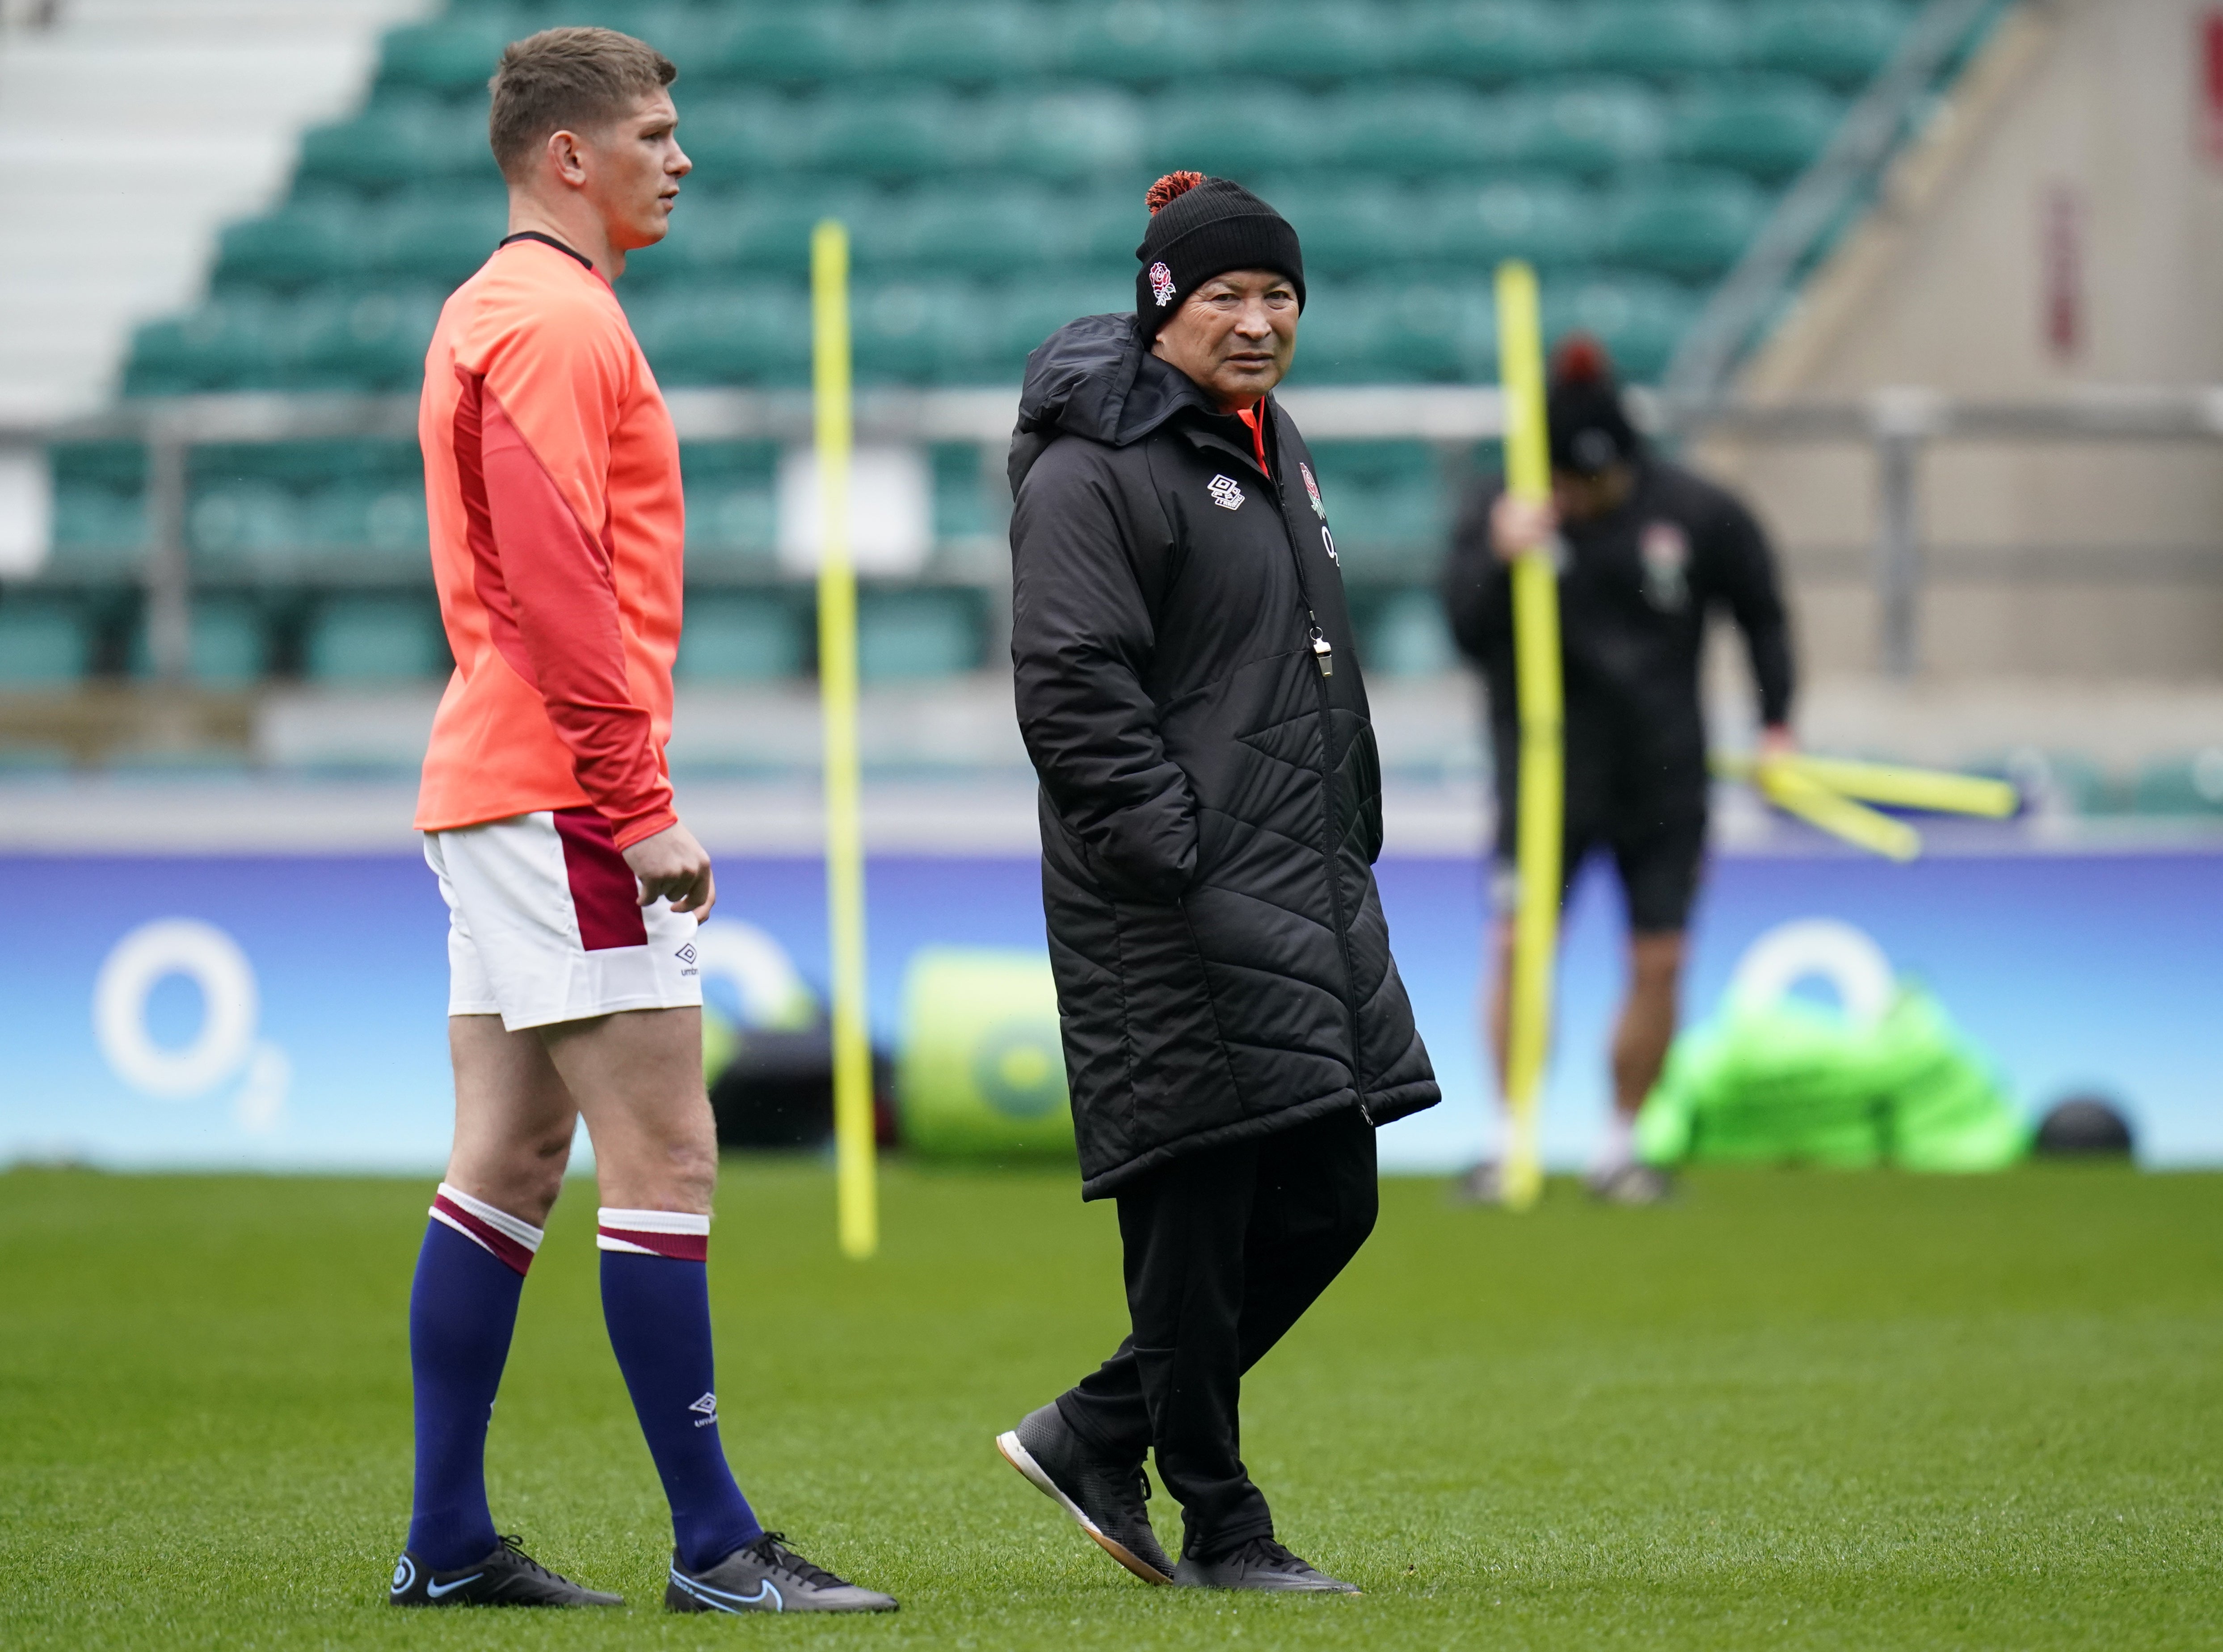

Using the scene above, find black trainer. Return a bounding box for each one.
[1587,1161,1673,1204]
[996,1401,1173,1585]
[665,1531,897,1614]
[388,1534,622,1607]
[1173,1535,1359,1593]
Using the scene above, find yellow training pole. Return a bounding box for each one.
[1495,260,1559,1214]
[812,220,877,1260]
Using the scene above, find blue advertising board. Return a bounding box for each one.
[2,847,2218,1173]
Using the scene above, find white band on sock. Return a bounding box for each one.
[431,1181,544,1252]
[595,1206,710,1254]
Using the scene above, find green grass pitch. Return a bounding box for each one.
[3,1160,2219,1649]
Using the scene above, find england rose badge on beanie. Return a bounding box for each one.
[1134,171,1306,335]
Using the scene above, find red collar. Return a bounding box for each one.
[1235,403,1270,478]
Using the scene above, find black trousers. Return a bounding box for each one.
[1055,1106,1379,1558]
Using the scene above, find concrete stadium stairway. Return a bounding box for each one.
[0,0,429,423]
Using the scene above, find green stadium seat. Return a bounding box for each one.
[931,442,996,540]
[1363,588,1458,675]
[632,281,812,387]
[130,595,267,686]
[296,290,443,391]
[1575,0,1745,80]
[0,600,90,685]
[1606,168,1770,278]
[1497,79,1667,175]
[1399,1,1571,82]
[305,596,446,682]
[668,98,808,185]
[301,480,430,563]
[1747,0,1908,89]
[979,86,1144,181]
[676,593,801,681]
[1326,82,1498,175]
[681,439,780,568]
[1264,179,1432,277]
[854,281,995,384]
[215,206,354,291]
[869,187,1080,277]
[124,298,294,395]
[1366,280,1495,381]
[2130,750,2223,817]
[990,277,1137,374]
[806,90,985,178]
[1145,83,1325,176]
[1067,190,1154,265]
[1671,78,1844,181]
[695,8,864,86]
[1051,1,1214,81]
[1425,175,1601,267]
[1539,273,1701,381]
[858,588,982,681]
[873,2,1047,80]
[374,18,511,97]
[47,484,147,575]
[1283,283,1378,383]
[188,481,303,573]
[375,198,508,285]
[298,99,495,190]
[1226,2,1396,80]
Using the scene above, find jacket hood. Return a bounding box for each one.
[1009,311,1220,495]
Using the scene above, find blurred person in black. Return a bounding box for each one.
[1441,337,1796,1203]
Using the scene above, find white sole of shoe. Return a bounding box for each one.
[995,1430,1172,1586]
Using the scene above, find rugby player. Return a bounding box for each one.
[387,28,893,1614]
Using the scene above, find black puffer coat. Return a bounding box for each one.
[1009,314,1439,1200]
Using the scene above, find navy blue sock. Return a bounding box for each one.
[598,1207,762,1572]
[405,1185,542,1569]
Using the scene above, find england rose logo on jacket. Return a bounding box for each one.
[1299,462,1326,519]
[1148,261,1177,307]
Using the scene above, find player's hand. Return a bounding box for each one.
[1757,723,1798,761]
[1490,493,1557,563]
[623,821,716,919]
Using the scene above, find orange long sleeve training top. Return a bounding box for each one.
[414,234,684,851]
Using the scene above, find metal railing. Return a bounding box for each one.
[6,382,2222,683]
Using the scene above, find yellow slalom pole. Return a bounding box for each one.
[1755,761,1921,862]
[1772,755,2017,819]
[812,220,877,1260]
[1495,260,1559,1214]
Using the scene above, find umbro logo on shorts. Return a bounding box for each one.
[1208,475,1244,511]
[676,942,697,964]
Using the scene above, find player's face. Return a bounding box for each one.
[1150,270,1299,411]
[583,90,690,252]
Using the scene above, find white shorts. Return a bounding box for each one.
[423,807,702,1031]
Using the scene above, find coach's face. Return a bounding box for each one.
[1151,269,1300,411]
[580,89,691,251]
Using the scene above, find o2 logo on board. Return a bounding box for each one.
[93,918,290,1132]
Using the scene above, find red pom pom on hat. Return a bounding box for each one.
[1146,171,1205,214]
[1549,332,1613,387]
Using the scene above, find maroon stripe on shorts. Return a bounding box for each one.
[433,1194,535,1276]
[599,1225,709,1262]
[552,806,648,951]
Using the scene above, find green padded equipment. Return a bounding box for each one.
[1227,0,1395,80]
[1327,82,1497,175]
[0,601,90,685]
[675,593,801,681]
[305,596,446,682]
[1051,1,1213,82]
[695,8,862,85]
[2130,749,2223,817]
[1401,0,1570,81]
[1636,987,2027,1174]
[1575,0,1745,80]
[1365,588,1459,676]
[1747,0,1908,89]
[1145,82,1323,175]
[1426,175,1600,267]
[375,19,511,97]
[897,948,1074,1160]
[980,87,1143,181]
[858,588,982,681]
[1498,78,1667,175]
[1606,168,1770,278]
[1671,77,1844,181]
[875,1,1047,80]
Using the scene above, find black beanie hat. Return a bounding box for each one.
[1545,334,1640,474]
[1134,172,1306,336]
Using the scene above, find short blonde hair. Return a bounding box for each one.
[488,27,675,181]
